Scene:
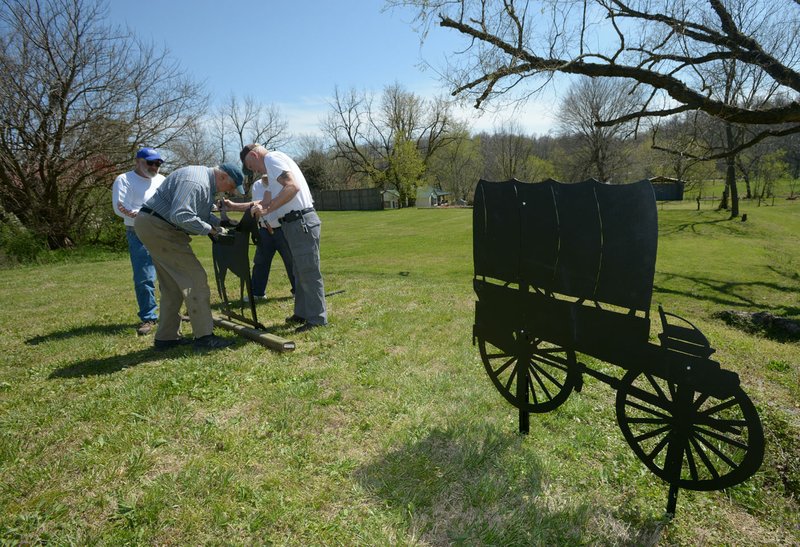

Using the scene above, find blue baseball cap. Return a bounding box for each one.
[219,163,245,195]
[136,147,163,161]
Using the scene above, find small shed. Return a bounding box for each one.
[648,176,685,201]
[416,186,450,208]
[381,189,400,209]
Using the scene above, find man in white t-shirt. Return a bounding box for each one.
[223,175,296,301]
[111,147,166,335]
[240,144,327,332]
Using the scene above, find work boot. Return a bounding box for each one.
[285,314,305,324]
[193,334,234,351]
[137,320,157,336]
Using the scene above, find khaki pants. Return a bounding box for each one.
[134,213,213,340]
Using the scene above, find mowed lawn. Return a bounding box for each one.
[1,203,798,544]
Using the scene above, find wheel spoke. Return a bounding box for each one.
[624,399,672,421]
[626,417,668,425]
[633,424,671,443]
[490,356,517,378]
[700,397,739,417]
[528,366,554,401]
[689,435,721,479]
[504,365,519,393]
[623,384,673,413]
[645,434,671,463]
[692,392,710,412]
[698,416,746,436]
[685,442,700,481]
[646,374,670,403]
[695,435,739,470]
[529,360,565,391]
[529,352,571,372]
[694,426,749,455]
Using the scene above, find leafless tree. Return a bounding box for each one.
[557,77,643,182]
[480,120,536,180]
[322,83,459,201]
[212,94,289,170]
[393,0,800,156]
[648,113,719,194]
[0,0,207,247]
[293,134,352,190]
[168,119,218,167]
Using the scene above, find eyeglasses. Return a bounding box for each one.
[146,160,163,167]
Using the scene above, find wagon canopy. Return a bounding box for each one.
[473,179,658,312]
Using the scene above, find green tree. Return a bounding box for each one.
[384,137,427,204]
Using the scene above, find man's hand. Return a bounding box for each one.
[117,202,137,218]
[250,203,265,218]
[208,226,229,242]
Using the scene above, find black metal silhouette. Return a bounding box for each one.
[211,208,265,329]
[472,178,764,516]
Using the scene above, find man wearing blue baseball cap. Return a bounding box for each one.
[112,147,165,335]
[134,163,246,351]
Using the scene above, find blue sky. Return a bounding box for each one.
[106,0,558,138]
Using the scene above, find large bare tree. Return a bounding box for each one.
[557,77,643,182]
[212,94,289,168]
[393,0,800,155]
[322,83,459,202]
[0,0,207,248]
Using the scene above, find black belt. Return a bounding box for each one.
[140,207,178,229]
[279,207,315,224]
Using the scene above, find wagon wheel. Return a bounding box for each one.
[616,370,764,491]
[478,333,579,413]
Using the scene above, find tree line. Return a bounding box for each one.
[2,0,800,253]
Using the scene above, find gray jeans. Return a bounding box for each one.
[282,211,327,325]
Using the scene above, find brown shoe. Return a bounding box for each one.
[136,320,157,336]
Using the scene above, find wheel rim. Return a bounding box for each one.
[616,370,764,490]
[478,334,577,413]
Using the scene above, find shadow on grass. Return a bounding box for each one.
[48,348,171,378]
[25,323,132,346]
[659,216,737,237]
[655,272,800,316]
[356,424,667,544]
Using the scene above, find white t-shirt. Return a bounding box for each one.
[112,170,166,227]
[262,151,313,220]
[251,178,281,228]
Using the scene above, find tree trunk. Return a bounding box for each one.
[728,158,740,218]
[719,181,730,210]
[722,123,740,217]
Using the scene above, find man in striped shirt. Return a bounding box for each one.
[135,163,245,351]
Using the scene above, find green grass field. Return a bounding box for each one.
[1,200,798,545]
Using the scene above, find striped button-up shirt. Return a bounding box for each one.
[142,166,221,235]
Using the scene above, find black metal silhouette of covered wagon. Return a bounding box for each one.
[472,178,764,516]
